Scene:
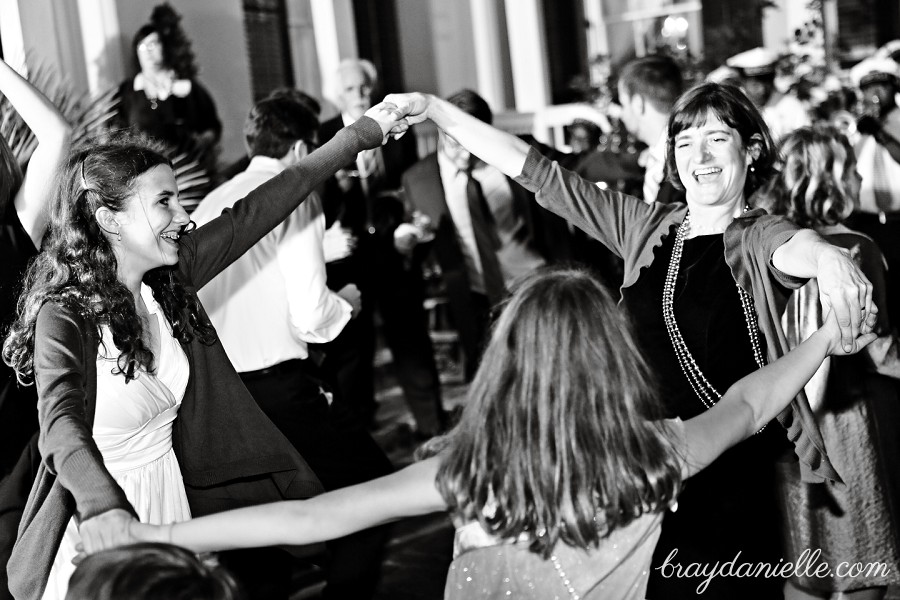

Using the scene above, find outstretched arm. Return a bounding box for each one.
[772,229,874,353]
[678,308,878,477]
[0,58,72,246]
[384,92,531,177]
[131,456,447,553]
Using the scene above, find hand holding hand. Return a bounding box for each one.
[364,102,410,144]
[816,246,873,353]
[337,284,362,318]
[820,306,878,356]
[323,220,357,263]
[382,93,431,127]
[77,508,137,554]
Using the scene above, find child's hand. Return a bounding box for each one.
[821,306,879,356]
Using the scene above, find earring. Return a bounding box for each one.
[749,164,756,173]
[116,230,122,242]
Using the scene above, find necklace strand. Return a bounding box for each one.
[662,213,767,425]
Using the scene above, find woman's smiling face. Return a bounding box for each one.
[673,113,753,211]
[114,164,189,276]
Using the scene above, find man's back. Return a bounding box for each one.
[193,156,350,373]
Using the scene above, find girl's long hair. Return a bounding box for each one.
[436,267,682,558]
[757,125,856,227]
[2,133,214,384]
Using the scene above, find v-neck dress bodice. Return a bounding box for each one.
[41,284,192,599]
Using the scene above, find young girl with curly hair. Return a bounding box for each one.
[2,103,407,600]
[132,265,877,599]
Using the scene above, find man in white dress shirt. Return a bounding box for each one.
[192,95,392,600]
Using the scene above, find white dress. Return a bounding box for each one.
[41,284,192,599]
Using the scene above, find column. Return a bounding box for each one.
[469,0,507,110]
[285,0,322,100]
[309,0,358,101]
[77,0,125,94]
[502,0,551,111]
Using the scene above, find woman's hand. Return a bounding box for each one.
[816,246,874,352]
[77,508,138,554]
[382,93,432,126]
[818,306,878,356]
[363,101,410,144]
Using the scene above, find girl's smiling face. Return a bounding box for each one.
[113,164,189,277]
[673,113,754,211]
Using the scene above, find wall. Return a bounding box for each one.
[394,0,439,95]
[429,0,478,96]
[1,0,89,93]
[116,0,254,163]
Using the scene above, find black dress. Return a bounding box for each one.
[623,226,790,599]
[0,202,40,600]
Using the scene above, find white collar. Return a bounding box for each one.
[134,72,192,100]
[140,283,160,316]
[246,155,288,176]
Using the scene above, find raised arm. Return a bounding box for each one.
[678,308,878,477]
[385,92,531,178]
[0,58,72,246]
[385,92,662,259]
[131,456,447,553]
[772,229,874,352]
[182,103,408,289]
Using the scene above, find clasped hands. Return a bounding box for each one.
[364,93,433,144]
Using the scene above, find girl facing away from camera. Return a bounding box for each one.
[132,266,877,600]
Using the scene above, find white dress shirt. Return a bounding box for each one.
[192,155,351,372]
[437,151,544,294]
[642,130,667,204]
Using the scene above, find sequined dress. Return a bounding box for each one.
[624,229,790,599]
[445,513,664,599]
[40,285,192,599]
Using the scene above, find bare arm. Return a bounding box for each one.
[384,92,531,178]
[679,308,878,477]
[131,456,447,553]
[772,228,874,353]
[0,58,72,245]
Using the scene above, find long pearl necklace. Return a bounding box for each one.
[662,213,766,412]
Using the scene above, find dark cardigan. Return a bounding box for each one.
[7,117,386,600]
[514,147,840,484]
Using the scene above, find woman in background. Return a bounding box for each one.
[114,3,221,177]
[758,124,900,600]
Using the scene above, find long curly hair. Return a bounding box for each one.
[2,133,214,384]
[132,3,198,79]
[435,267,683,558]
[757,125,856,228]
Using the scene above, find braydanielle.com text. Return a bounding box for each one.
[655,548,893,594]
